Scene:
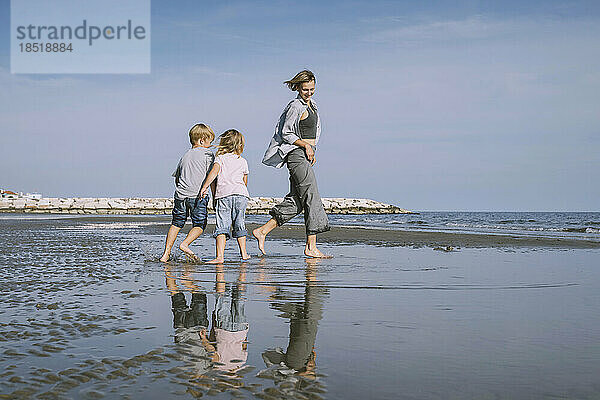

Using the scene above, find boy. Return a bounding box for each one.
[160,123,215,262]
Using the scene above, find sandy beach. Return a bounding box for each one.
[1,215,599,399]
[245,223,600,250]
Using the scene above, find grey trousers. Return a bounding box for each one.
[270,147,330,235]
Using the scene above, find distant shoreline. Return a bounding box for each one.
[0,197,413,215]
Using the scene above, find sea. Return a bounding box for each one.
[257,211,600,240]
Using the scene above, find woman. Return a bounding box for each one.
[253,70,331,258]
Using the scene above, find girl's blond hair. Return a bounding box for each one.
[284,70,316,91]
[216,129,245,156]
[189,123,215,145]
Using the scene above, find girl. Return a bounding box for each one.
[200,129,250,263]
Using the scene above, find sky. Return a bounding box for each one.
[1,0,599,211]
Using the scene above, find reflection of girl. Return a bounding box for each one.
[253,70,331,258]
[205,266,249,373]
[209,285,249,372]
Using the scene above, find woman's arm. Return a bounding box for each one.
[293,139,315,163]
[281,103,302,145]
[243,174,248,186]
[200,163,221,198]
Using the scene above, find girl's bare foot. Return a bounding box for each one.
[252,228,266,255]
[159,253,170,262]
[241,254,251,261]
[206,258,225,264]
[179,244,198,261]
[304,245,332,259]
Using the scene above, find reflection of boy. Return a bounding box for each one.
[210,284,249,372]
[160,123,216,262]
[171,292,209,331]
[170,291,212,377]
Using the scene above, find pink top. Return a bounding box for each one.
[215,328,249,372]
[214,153,250,200]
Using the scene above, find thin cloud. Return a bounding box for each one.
[362,15,562,45]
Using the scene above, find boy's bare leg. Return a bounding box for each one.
[252,218,278,255]
[304,234,332,258]
[207,234,226,264]
[160,225,181,262]
[237,236,251,260]
[164,264,178,294]
[179,227,203,260]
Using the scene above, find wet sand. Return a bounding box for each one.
[1,216,599,399]
[244,223,600,249]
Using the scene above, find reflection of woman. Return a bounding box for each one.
[253,70,331,258]
[263,260,327,376]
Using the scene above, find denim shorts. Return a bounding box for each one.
[213,195,248,239]
[171,196,209,229]
[214,287,248,332]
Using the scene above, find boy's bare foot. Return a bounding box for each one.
[159,253,170,262]
[252,228,266,255]
[179,244,198,261]
[206,258,225,264]
[304,246,333,259]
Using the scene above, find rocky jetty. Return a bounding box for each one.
[0,197,412,214]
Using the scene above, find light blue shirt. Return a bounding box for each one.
[261,96,322,168]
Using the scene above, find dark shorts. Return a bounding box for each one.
[171,196,209,229]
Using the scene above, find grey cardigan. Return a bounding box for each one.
[262,96,321,168]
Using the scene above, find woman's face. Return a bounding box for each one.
[298,80,316,102]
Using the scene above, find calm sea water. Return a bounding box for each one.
[1,215,599,399]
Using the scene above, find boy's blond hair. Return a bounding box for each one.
[216,129,245,156]
[189,123,215,145]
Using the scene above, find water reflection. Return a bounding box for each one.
[210,264,249,373]
[163,259,328,398]
[254,259,329,399]
[164,264,212,380]
[263,259,327,378]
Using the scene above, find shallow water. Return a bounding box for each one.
[1,216,599,399]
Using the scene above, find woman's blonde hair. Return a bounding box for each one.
[189,123,215,145]
[216,129,245,156]
[284,70,316,91]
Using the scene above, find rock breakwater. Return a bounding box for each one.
[0,197,412,214]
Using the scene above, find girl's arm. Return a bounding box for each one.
[243,174,248,186]
[210,180,217,209]
[200,163,220,198]
[210,180,217,198]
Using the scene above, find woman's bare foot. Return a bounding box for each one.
[159,253,170,262]
[179,244,198,261]
[206,258,225,264]
[304,245,332,259]
[252,228,267,255]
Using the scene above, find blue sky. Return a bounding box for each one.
[1,0,599,211]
